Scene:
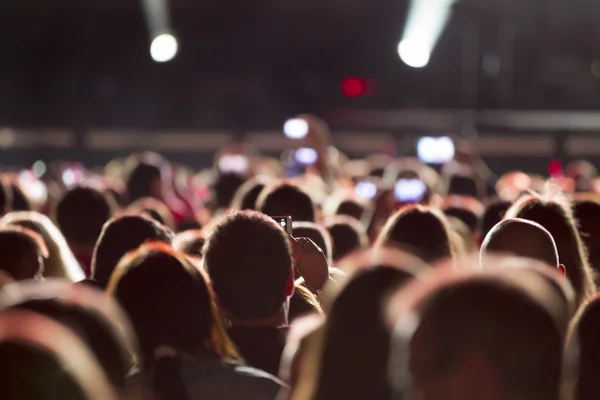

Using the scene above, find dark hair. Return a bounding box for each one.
[292,222,333,266]
[230,178,266,211]
[376,205,456,264]
[315,266,416,400]
[480,199,511,238]
[204,210,292,319]
[573,200,600,278]
[566,295,600,400]
[128,197,175,229]
[258,182,316,222]
[125,161,162,203]
[211,173,247,211]
[56,186,114,246]
[397,277,562,400]
[10,183,32,211]
[336,199,367,221]
[506,193,595,307]
[92,214,173,288]
[0,226,47,280]
[443,206,478,234]
[173,230,205,258]
[481,218,559,268]
[0,280,137,387]
[446,174,481,198]
[325,217,368,262]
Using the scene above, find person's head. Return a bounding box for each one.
[324,216,368,262]
[0,211,85,281]
[92,214,173,288]
[55,186,115,248]
[481,218,562,272]
[376,205,457,264]
[173,229,205,259]
[0,310,117,400]
[390,275,563,400]
[230,177,267,211]
[0,279,137,388]
[480,199,511,239]
[573,200,600,276]
[203,210,293,322]
[0,226,47,281]
[315,266,418,400]
[443,206,478,236]
[258,182,316,222]
[293,221,333,267]
[211,172,247,211]
[128,197,175,230]
[108,242,239,370]
[125,160,164,203]
[445,173,482,199]
[565,295,600,400]
[506,192,595,307]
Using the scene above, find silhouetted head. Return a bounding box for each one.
[480,199,511,239]
[324,216,368,262]
[0,226,48,281]
[230,177,268,211]
[258,182,316,222]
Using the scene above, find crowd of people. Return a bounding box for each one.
[2,115,600,399]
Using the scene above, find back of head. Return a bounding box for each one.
[481,199,511,238]
[573,200,600,272]
[325,216,368,262]
[336,199,366,221]
[173,229,205,259]
[107,243,216,366]
[258,182,316,222]
[125,160,163,203]
[0,310,116,400]
[392,276,562,400]
[481,218,559,268]
[56,186,114,247]
[506,193,595,307]
[230,178,267,210]
[92,215,173,288]
[566,295,600,400]
[0,226,47,281]
[129,197,175,229]
[211,173,247,211]
[293,222,333,266]
[11,183,32,212]
[443,206,478,235]
[316,266,416,400]
[446,174,481,198]
[0,280,136,387]
[204,210,292,320]
[376,205,455,264]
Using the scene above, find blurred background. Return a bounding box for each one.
[2,0,600,172]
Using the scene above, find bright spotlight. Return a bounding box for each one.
[398,40,430,68]
[283,118,309,139]
[150,33,178,63]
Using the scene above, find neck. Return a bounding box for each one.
[228,304,288,328]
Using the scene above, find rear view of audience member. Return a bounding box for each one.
[0,310,117,400]
[211,173,247,212]
[566,295,600,400]
[0,226,47,281]
[376,205,456,264]
[56,186,115,277]
[230,177,267,211]
[109,242,284,399]
[0,280,137,388]
[204,211,294,376]
[506,193,596,307]
[92,214,173,289]
[324,216,368,262]
[129,197,175,230]
[0,211,85,281]
[481,199,511,239]
[481,218,564,274]
[258,182,316,222]
[390,276,563,400]
[573,200,600,282]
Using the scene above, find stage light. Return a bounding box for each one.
[283,118,309,139]
[150,33,178,62]
[398,0,455,68]
[341,77,367,97]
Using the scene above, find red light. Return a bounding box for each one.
[548,159,563,177]
[341,77,367,97]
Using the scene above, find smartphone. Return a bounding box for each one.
[395,179,427,203]
[355,181,378,200]
[272,216,293,235]
[283,118,309,139]
[295,148,318,165]
[417,136,455,164]
[217,155,249,174]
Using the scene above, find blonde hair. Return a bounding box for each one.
[0,212,85,281]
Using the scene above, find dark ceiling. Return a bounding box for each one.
[1,0,600,130]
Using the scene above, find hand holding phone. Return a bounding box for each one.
[272,216,293,235]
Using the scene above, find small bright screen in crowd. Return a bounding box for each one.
[355,181,378,199]
[395,179,427,202]
[62,169,77,188]
[295,148,318,165]
[417,136,455,164]
[283,118,309,139]
[218,155,249,174]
